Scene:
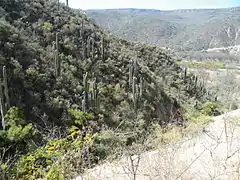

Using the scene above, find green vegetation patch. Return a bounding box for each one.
[176,61,225,69]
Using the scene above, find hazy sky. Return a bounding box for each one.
[60,0,240,10]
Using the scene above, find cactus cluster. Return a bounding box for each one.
[128,60,144,110]
[78,18,106,63]
[0,66,10,130]
[81,72,100,113]
[181,65,217,102]
[78,17,105,62]
[186,72,217,102]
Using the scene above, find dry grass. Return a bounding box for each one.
[74,109,240,180]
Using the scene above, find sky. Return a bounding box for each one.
[60,0,240,10]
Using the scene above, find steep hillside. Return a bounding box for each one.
[0,0,215,179]
[75,109,240,180]
[86,7,240,52]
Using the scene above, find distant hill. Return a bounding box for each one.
[85,7,240,52]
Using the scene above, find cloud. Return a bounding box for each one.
[60,0,239,10]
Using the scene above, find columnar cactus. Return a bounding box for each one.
[82,99,86,112]
[83,72,88,92]
[80,19,86,59]
[3,66,9,109]
[57,0,60,10]
[129,60,133,86]
[101,36,104,61]
[128,60,144,109]
[91,38,95,59]
[133,84,139,109]
[81,19,84,32]
[133,60,139,77]
[87,36,91,58]
[194,75,198,89]
[132,76,136,99]
[0,80,5,130]
[93,89,99,112]
[92,77,99,111]
[54,33,61,77]
[139,77,143,97]
[184,67,187,80]
[81,72,100,113]
[0,66,10,130]
[82,72,89,111]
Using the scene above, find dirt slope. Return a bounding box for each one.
[74,109,240,180]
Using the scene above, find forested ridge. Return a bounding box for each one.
[0,1,217,179]
[86,7,240,52]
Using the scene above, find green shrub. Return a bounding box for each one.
[230,102,238,110]
[14,148,64,180]
[42,22,53,31]
[11,124,97,180]
[5,107,25,128]
[176,61,225,69]
[0,107,37,153]
[201,102,220,116]
[92,131,124,160]
[67,109,93,127]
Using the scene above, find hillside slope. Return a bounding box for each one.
[0,0,211,130]
[86,7,240,52]
[0,0,215,179]
[75,109,240,180]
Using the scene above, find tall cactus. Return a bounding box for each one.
[93,89,99,112]
[81,73,100,113]
[82,99,86,112]
[91,77,99,113]
[87,36,91,58]
[134,85,139,110]
[83,72,88,92]
[91,38,95,59]
[57,0,60,10]
[194,75,198,89]
[101,36,104,61]
[129,60,133,86]
[92,78,97,107]
[132,77,142,110]
[133,60,138,77]
[132,76,136,99]
[80,19,86,59]
[183,67,187,81]
[54,33,61,77]
[128,59,144,110]
[0,80,5,130]
[3,66,9,109]
[139,77,143,97]
[0,66,10,130]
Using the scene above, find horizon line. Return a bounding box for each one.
[82,5,240,11]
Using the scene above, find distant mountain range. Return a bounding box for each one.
[85,7,240,53]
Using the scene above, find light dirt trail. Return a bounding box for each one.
[74,109,240,180]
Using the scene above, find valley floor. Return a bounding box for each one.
[74,109,240,180]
